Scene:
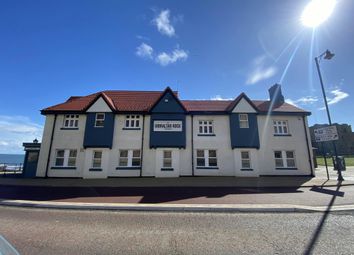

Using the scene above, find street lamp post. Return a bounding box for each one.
[315,49,344,181]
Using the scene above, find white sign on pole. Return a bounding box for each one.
[153,120,183,132]
[314,126,339,142]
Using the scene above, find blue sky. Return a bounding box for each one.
[0,0,353,153]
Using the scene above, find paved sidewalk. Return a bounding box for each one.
[0,166,353,212]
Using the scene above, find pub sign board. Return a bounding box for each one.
[153,120,183,132]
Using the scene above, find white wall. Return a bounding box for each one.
[257,115,312,175]
[193,115,234,176]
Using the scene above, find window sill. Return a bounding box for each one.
[197,134,216,137]
[89,168,102,171]
[276,167,297,170]
[116,167,141,170]
[161,168,174,171]
[196,167,219,170]
[122,127,141,130]
[51,167,76,170]
[60,127,79,130]
[241,168,253,171]
[273,134,292,137]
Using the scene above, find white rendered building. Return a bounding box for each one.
[35,84,314,178]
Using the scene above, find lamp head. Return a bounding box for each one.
[324,50,335,60]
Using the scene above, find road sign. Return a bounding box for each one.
[314,126,339,142]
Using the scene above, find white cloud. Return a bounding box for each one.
[327,89,349,105]
[246,55,277,85]
[153,9,175,37]
[135,43,154,59]
[0,115,43,154]
[210,95,233,101]
[155,48,188,66]
[286,96,319,107]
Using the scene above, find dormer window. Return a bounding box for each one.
[239,114,249,128]
[125,115,140,128]
[95,113,105,127]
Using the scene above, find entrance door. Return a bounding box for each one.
[23,151,39,178]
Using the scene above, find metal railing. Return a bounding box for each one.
[0,163,23,176]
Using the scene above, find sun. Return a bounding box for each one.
[301,0,336,27]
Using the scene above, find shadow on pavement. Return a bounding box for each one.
[0,185,303,203]
[303,182,343,255]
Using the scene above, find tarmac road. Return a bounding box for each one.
[1,206,354,255]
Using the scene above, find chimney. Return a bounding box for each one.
[268,84,284,105]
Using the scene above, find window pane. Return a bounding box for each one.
[65,119,69,127]
[135,120,140,127]
[286,151,294,158]
[197,158,205,166]
[283,126,288,134]
[95,120,104,127]
[239,114,247,121]
[57,150,65,157]
[242,160,251,168]
[274,126,278,134]
[69,150,77,157]
[241,151,249,159]
[119,158,128,166]
[94,151,102,159]
[209,150,216,157]
[164,151,171,158]
[97,113,104,120]
[93,160,101,168]
[132,158,141,166]
[197,150,204,157]
[275,159,284,167]
[70,120,74,127]
[163,159,172,168]
[204,126,208,133]
[274,151,282,158]
[133,150,140,157]
[120,150,128,158]
[287,159,296,167]
[209,158,217,167]
[208,126,213,134]
[68,158,76,167]
[125,120,130,127]
[55,158,64,166]
[240,121,248,128]
[74,120,78,127]
[199,126,203,133]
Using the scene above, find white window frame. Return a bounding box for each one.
[119,149,141,167]
[273,120,289,135]
[239,114,249,128]
[198,120,214,135]
[92,150,103,168]
[124,115,141,128]
[94,113,105,128]
[162,150,172,168]
[196,149,218,168]
[241,151,251,169]
[274,150,296,169]
[63,114,79,128]
[54,149,77,167]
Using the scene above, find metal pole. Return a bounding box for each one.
[315,56,344,181]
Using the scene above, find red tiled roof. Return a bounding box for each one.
[41,89,310,115]
[181,100,232,111]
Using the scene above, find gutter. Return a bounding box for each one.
[45,114,57,178]
[191,115,194,176]
[140,114,145,177]
[303,116,314,177]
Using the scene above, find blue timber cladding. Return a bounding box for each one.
[229,113,260,149]
[150,91,186,148]
[83,113,114,148]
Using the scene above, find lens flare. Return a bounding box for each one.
[301,0,336,27]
